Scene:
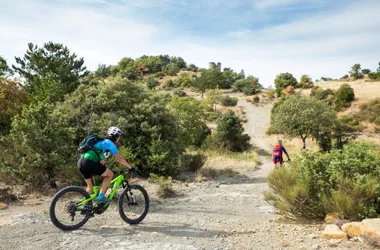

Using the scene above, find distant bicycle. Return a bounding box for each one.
[49,169,149,230]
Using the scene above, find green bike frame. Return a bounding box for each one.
[77,174,127,208]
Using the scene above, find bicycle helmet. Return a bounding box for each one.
[107,126,123,137]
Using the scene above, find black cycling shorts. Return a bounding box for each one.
[77,157,107,179]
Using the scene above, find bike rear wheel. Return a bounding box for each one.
[49,186,93,230]
[118,184,149,224]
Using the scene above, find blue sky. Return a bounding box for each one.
[1,0,380,86]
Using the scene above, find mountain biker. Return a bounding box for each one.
[77,126,136,203]
[272,139,291,168]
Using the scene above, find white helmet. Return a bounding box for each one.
[107,126,123,137]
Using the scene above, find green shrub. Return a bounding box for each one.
[340,74,349,80]
[173,89,186,97]
[265,142,380,220]
[274,73,298,96]
[349,64,363,79]
[335,83,355,110]
[265,89,276,100]
[253,96,260,104]
[361,69,371,74]
[219,95,238,106]
[210,110,250,152]
[155,72,165,78]
[146,77,158,89]
[163,79,175,89]
[368,72,378,80]
[232,76,262,95]
[149,173,176,198]
[180,153,207,172]
[204,111,221,122]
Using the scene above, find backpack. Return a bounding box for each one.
[78,135,104,154]
[272,143,282,157]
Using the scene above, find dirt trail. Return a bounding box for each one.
[0,98,369,250]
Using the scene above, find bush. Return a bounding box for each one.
[340,74,349,80]
[204,111,221,122]
[173,89,186,97]
[357,98,380,125]
[335,83,355,110]
[265,142,380,220]
[368,72,378,80]
[146,77,158,89]
[219,95,238,106]
[361,69,371,74]
[265,90,276,100]
[149,173,176,198]
[211,110,251,152]
[163,79,175,89]
[282,85,295,95]
[349,64,363,79]
[155,72,165,78]
[298,75,313,89]
[232,76,262,95]
[180,153,207,172]
[253,96,260,104]
[274,73,298,96]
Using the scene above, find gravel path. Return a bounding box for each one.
[0,98,371,250]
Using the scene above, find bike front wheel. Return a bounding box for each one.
[118,184,149,224]
[49,186,93,230]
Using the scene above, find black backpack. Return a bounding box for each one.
[78,135,104,154]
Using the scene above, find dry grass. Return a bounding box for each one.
[310,79,380,101]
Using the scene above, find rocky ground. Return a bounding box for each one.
[0,98,375,250]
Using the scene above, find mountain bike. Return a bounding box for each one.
[49,169,149,230]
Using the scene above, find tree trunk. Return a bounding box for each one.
[300,135,307,149]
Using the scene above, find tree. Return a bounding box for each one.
[232,76,262,95]
[270,95,337,150]
[221,68,239,89]
[187,64,198,72]
[170,56,187,69]
[274,73,298,96]
[191,69,222,98]
[212,110,250,152]
[0,56,13,77]
[0,77,28,134]
[13,42,88,100]
[94,64,115,78]
[349,64,363,79]
[298,75,313,88]
[0,101,74,189]
[164,63,180,76]
[53,77,184,177]
[117,57,137,80]
[168,97,210,147]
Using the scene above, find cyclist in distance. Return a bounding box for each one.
[77,126,136,203]
[272,139,291,168]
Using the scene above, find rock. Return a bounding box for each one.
[361,218,380,244]
[322,224,348,240]
[341,222,362,237]
[325,213,339,224]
